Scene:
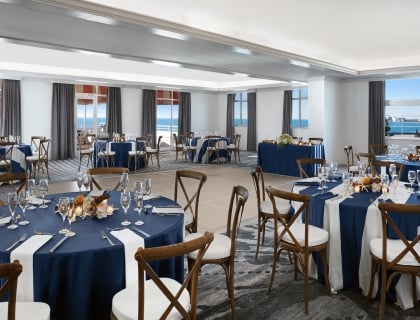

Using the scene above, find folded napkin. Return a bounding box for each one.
[110,228,144,287]
[294,181,319,187]
[30,197,51,205]
[0,216,11,225]
[88,190,104,197]
[10,235,53,301]
[152,207,185,215]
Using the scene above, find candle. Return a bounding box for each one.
[354,185,360,193]
[107,205,114,215]
[74,206,83,216]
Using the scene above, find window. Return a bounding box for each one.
[385,78,420,136]
[0,79,2,131]
[75,85,107,134]
[234,92,248,126]
[156,90,179,146]
[291,88,308,128]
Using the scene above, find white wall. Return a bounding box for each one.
[256,88,284,143]
[121,87,142,135]
[190,91,222,135]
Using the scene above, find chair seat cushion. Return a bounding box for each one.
[261,199,291,215]
[279,223,329,247]
[112,278,190,320]
[0,301,50,320]
[186,232,230,260]
[128,150,145,156]
[98,151,116,156]
[370,238,420,266]
[146,147,157,153]
[80,149,93,155]
[0,160,11,165]
[26,155,39,162]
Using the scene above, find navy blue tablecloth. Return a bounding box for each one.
[0,191,184,320]
[94,141,145,171]
[258,143,324,176]
[190,137,230,163]
[0,144,32,172]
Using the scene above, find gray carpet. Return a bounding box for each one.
[196,221,420,319]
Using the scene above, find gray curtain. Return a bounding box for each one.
[1,79,21,136]
[142,89,156,146]
[226,93,235,138]
[282,90,292,135]
[247,92,257,151]
[368,81,385,146]
[106,87,122,135]
[178,92,191,135]
[51,83,75,160]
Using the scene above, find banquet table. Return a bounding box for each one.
[375,154,420,182]
[258,142,324,176]
[0,143,32,172]
[94,141,145,171]
[0,191,184,320]
[188,137,230,163]
[293,179,420,310]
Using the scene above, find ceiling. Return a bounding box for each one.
[1,0,420,90]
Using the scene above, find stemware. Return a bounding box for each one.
[18,191,30,225]
[7,193,18,230]
[331,161,338,182]
[27,178,36,210]
[407,170,416,193]
[120,190,131,226]
[38,178,49,209]
[134,191,144,225]
[82,174,91,193]
[58,197,70,234]
[66,197,76,237]
[317,166,325,190]
[76,172,83,192]
[391,174,399,201]
[144,178,152,209]
[381,174,390,200]
[120,173,129,191]
[389,164,397,179]
[416,170,420,194]
[133,181,144,212]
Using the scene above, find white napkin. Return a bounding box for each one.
[88,190,104,197]
[0,216,11,225]
[152,207,185,215]
[110,228,144,287]
[10,235,53,301]
[30,197,51,205]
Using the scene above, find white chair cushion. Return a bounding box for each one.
[176,144,184,148]
[370,238,420,266]
[80,149,93,155]
[260,199,291,215]
[25,155,38,162]
[146,147,157,153]
[279,223,329,247]
[98,151,116,156]
[112,278,190,320]
[186,232,230,260]
[0,301,50,320]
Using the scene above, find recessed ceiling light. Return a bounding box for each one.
[150,28,189,41]
[233,72,249,77]
[151,60,182,68]
[290,60,311,68]
[70,11,118,25]
[233,47,253,55]
[75,50,111,58]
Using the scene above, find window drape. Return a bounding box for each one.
[51,83,75,160]
[1,79,21,136]
[247,92,257,151]
[368,81,385,146]
[178,92,191,135]
[282,90,292,135]
[106,87,122,135]
[142,89,156,147]
[226,93,235,139]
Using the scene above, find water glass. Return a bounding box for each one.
[82,174,91,193]
[7,193,18,230]
[133,181,144,212]
[67,197,76,237]
[27,178,36,210]
[134,191,144,226]
[76,172,83,192]
[58,197,70,234]
[408,170,416,193]
[120,173,129,191]
[120,191,131,226]
[39,178,49,208]
[144,178,152,209]
[18,191,30,225]
[391,174,399,201]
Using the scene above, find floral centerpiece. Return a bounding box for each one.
[74,193,113,219]
[277,134,293,147]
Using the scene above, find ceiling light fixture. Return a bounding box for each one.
[233,46,253,55]
[151,60,182,68]
[290,60,311,68]
[150,28,189,41]
[70,11,118,25]
[233,72,249,77]
[75,50,111,58]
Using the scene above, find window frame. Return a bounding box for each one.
[234,92,248,126]
[291,88,308,129]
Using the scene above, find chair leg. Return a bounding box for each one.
[255,216,262,259]
[224,263,236,320]
[379,264,387,320]
[320,248,331,295]
[366,258,379,302]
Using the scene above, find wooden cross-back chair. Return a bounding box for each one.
[226,134,241,163]
[87,167,129,191]
[146,135,162,169]
[344,145,359,174]
[25,138,50,181]
[30,136,45,156]
[296,158,326,178]
[127,137,147,171]
[0,142,15,174]
[174,169,207,233]
[355,152,375,175]
[111,232,214,320]
[0,172,28,207]
[369,144,388,156]
[371,159,405,180]
[173,133,185,161]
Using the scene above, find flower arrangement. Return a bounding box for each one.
[277,134,293,147]
[74,193,113,219]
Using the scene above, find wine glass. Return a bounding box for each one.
[408,170,416,193]
[134,191,144,225]
[27,178,36,210]
[416,170,420,194]
[317,166,325,190]
[331,162,338,182]
[7,193,18,230]
[66,197,76,237]
[381,174,390,200]
[38,178,49,208]
[389,164,397,180]
[391,174,399,201]
[76,172,83,192]
[58,197,70,234]
[133,181,144,212]
[18,191,29,225]
[120,173,129,191]
[82,174,91,193]
[325,162,331,182]
[144,178,152,209]
[120,190,131,226]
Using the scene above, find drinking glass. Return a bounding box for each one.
[381,174,390,200]
[66,197,76,237]
[18,191,29,225]
[389,164,397,179]
[144,178,152,209]
[408,170,416,193]
[331,162,338,182]
[133,181,144,212]
[391,174,399,201]
[416,170,420,194]
[317,166,325,190]
[58,197,70,234]
[76,172,83,192]
[134,191,144,225]
[38,178,49,208]
[120,173,129,191]
[27,178,36,210]
[325,162,331,182]
[120,190,131,226]
[7,193,18,230]
[82,174,91,193]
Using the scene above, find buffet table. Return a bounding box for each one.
[258,142,324,176]
[0,191,184,320]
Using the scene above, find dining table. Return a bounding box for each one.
[0,191,184,320]
[0,143,32,172]
[375,154,420,182]
[292,178,420,310]
[94,140,145,171]
[188,136,230,163]
[258,142,324,176]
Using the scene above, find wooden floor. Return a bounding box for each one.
[48,165,300,232]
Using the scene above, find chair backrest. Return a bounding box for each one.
[266,186,311,252]
[296,158,326,178]
[369,144,388,156]
[0,136,9,143]
[95,138,111,154]
[0,259,22,320]
[135,232,214,320]
[355,152,375,172]
[309,137,323,145]
[156,135,163,152]
[174,169,207,233]
[377,202,420,268]
[134,137,146,153]
[344,145,354,170]
[87,167,129,191]
[39,139,50,162]
[30,136,45,154]
[0,172,28,195]
[250,166,266,210]
[371,159,405,180]
[0,142,14,162]
[233,134,241,149]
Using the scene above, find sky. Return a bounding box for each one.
[386,78,420,119]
